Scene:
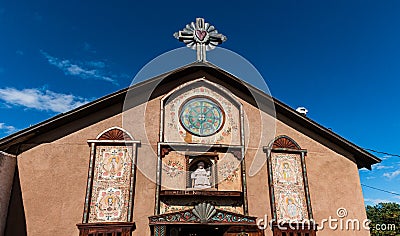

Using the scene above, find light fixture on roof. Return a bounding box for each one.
[296,107,308,116]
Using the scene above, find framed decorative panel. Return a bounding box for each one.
[264,136,315,235]
[88,145,133,222]
[160,151,187,190]
[271,153,308,222]
[79,127,140,236]
[217,152,242,191]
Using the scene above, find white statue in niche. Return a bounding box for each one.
[191,162,211,189]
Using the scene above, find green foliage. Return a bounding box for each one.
[366,202,400,236]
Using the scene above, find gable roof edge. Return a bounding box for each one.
[0,62,381,169]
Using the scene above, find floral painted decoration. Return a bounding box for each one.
[163,160,184,178]
[219,161,239,182]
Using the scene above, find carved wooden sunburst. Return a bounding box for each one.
[98,128,132,140]
[272,136,300,150]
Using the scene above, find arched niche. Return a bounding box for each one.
[187,156,216,189]
[96,126,134,141]
[270,135,301,150]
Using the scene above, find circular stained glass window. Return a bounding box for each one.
[179,97,224,137]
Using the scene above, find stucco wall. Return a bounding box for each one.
[241,98,369,236]
[0,151,16,236]
[16,81,369,236]
[17,99,158,236]
[18,113,122,235]
[276,119,368,235]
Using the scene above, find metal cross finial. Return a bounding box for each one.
[174,18,227,62]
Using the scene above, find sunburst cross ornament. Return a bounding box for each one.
[174,18,227,62]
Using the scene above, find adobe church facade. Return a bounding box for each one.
[0,19,379,236]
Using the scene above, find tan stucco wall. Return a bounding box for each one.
[17,99,158,236]
[275,119,368,236]
[18,113,122,235]
[16,80,369,236]
[240,98,369,236]
[0,151,16,236]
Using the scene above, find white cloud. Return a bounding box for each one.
[0,123,17,134]
[391,196,400,204]
[383,170,400,179]
[381,155,392,160]
[0,87,89,113]
[364,198,392,205]
[373,163,393,170]
[40,51,118,85]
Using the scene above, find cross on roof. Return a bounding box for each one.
[174,18,227,62]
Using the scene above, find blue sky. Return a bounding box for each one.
[0,0,399,206]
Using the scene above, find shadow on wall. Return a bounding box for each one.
[4,165,27,236]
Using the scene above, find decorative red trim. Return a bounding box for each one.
[161,147,171,157]
[149,208,257,225]
[160,190,242,197]
[98,128,132,140]
[272,136,301,150]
